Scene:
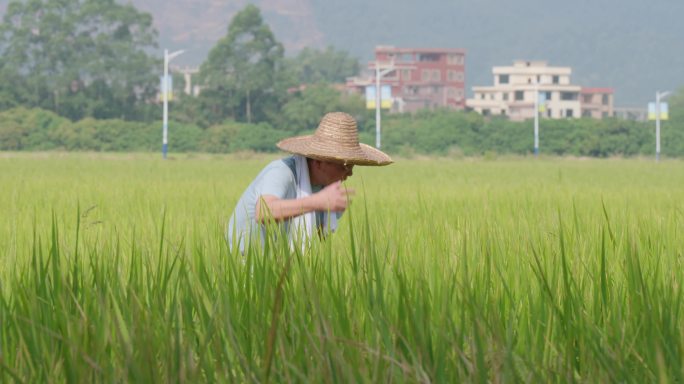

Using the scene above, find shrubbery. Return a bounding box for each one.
[0,108,278,153]
[379,109,683,157]
[1,107,683,157]
[201,121,286,153]
[0,107,69,150]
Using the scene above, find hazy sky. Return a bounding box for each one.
[1,0,682,107]
[302,0,684,107]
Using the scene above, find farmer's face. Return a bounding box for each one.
[314,160,354,185]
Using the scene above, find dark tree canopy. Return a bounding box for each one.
[199,4,288,124]
[0,0,159,120]
[285,46,360,85]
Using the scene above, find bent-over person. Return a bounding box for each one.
[226,112,393,253]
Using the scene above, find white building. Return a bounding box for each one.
[466,60,582,121]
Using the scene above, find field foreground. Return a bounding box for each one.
[1,153,684,382]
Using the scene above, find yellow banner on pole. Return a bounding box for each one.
[366,85,392,109]
[648,102,668,121]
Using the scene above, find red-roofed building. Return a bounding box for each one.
[580,88,614,118]
[346,46,466,113]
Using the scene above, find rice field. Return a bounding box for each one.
[1,152,684,382]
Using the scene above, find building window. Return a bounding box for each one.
[447,54,463,64]
[402,69,412,80]
[404,86,417,95]
[422,70,431,81]
[399,53,413,62]
[602,94,610,105]
[483,109,491,116]
[547,109,552,118]
[582,110,592,117]
[552,75,559,84]
[418,53,440,62]
[448,70,464,82]
[383,70,398,80]
[515,91,524,101]
[561,92,578,101]
[566,109,574,117]
[545,91,552,101]
[499,74,509,84]
[503,93,509,101]
[582,95,593,103]
[432,70,441,81]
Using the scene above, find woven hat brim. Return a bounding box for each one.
[277,135,393,166]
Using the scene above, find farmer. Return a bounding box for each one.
[226,112,393,252]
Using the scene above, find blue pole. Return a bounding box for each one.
[655,91,661,163]
[161,49,184,159]
[534,83,540,157]
[163,49,169,159]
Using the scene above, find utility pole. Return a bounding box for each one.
[534,82,540,157]
[162,49,185,159]
[654,90,671,162]
[373,60,395,150]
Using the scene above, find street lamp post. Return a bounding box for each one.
[373,61,395,150]
[655,90,671,162]
[534,83,540,157]
[162,48,185,159]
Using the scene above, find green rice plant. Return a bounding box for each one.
[0,153,683,382]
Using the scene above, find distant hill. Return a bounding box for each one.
[125,0,323,61]
[1,0,682,106]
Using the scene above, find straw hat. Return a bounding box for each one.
[276,112,393,166]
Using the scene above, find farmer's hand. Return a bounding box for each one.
[314,181,354,212]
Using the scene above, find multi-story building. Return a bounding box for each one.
[467,61,616,121]
[466,60,585,121]
[346,46,466,113]
[580,88,614,118]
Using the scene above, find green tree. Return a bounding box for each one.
[0,0,159,120]
[0,107,68,150]
[199,4,287,124]
[285,46,360,84]
[280,84,365,132]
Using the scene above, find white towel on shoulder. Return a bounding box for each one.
[291,155,338,249]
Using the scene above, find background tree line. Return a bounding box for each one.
[3,106,684,158]
[0,1,682,157]
[0,2,363,129]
